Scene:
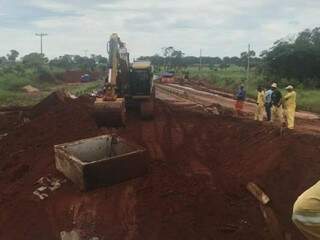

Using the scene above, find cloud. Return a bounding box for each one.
[0,0,319,59]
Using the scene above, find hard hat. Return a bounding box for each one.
[286,85,294,90]
[271,83,277,88]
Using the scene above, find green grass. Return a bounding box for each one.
[297,89,320,112]
[184,65,320,113]
[0,65,104,108]
[0,89,49,107]
[66,80,103,96]
[0,80,104,108]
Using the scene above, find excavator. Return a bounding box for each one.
[94,33,154,127]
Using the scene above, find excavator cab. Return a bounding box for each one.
[129,61,155,118]
[129,61,153,97]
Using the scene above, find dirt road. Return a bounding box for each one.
[156,83,320,134]
[1,93,320,239]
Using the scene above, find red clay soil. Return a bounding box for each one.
[0,99,320,239]
[0,112,21,134]
[62,70,100,83]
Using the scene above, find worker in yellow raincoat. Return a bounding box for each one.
[283,85,296,129]
[293,181,320,239]
[254,86,265,121]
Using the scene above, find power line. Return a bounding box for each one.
[35,33,48,55]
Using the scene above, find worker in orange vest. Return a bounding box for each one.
[234,84,246,116]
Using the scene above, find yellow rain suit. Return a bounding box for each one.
[293,181,320,240]
[284,91,297,129]
[254,91,265,121]
[271,105,284,126]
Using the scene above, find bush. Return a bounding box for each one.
[0,73,32,91]
[37,66,56,82]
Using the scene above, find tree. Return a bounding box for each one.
[49,55,74,70]
[0,56,7,66]
[240,50,256,67]
[7,50,19,63]
[261,27,320,87]
[73,55,96,71]
[91,54,108,72]
[137,54,165,70]
[162,46,175,69]
[22,53,48,68]
[171,49,185,69]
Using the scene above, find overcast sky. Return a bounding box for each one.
[1,0,319,59]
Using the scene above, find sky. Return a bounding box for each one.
[0,0,319,59]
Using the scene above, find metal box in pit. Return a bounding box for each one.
[54,135,147,190]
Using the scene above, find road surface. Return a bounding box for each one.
[155,83,320,134]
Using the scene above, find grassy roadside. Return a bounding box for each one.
[185,66,320,113]
[0,80,103,108]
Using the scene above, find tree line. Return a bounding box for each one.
[138,47,261,71]
[0,51,108,83]
[1,27,320,88]
[0,51,108,71]
[261,27,320,87]
[139,27,320,88]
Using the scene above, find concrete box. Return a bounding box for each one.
[54,135,147,190]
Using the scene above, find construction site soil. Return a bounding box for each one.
[61,70,100,83]
[0,96,320,240]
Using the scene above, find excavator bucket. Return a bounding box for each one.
[93,98,126,127]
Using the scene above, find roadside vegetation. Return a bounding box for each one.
[139,27,320,113]
[1,27,320,112]
[188,66,320,113]
[0,51,106,107]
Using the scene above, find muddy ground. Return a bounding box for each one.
[0,95,320,239]
[157,82,320,134]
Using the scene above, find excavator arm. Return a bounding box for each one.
[94,33,128,126]
[104,33,130,100]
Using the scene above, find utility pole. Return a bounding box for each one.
[246,44,251,85]
[35,33,48,55]
[199,49,202,72]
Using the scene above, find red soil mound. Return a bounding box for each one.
[62,70,100,83]
[0,100,319,240]
[0,99,99,240]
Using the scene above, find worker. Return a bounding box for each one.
[283,85,297,129]
[234,84,246,116]
[264,86,273,121]
[293,181,320,239]
[270,83,284,126]
[254,86,265,121]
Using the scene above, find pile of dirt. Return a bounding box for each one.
[0,111,22,134]
[29,90,73,118]
[0,99,320,239]
[29,90,95,119]
[0,96,99,206]
[22,85,40,94]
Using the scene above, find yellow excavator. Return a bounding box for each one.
[94,33,154,127]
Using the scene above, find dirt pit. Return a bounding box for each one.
[0,99,320,240]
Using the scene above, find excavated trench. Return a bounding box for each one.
[0,98,320,240]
